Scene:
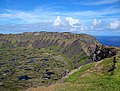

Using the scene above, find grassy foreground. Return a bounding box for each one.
[28,51,120,91]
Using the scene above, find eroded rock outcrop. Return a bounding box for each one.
[91,45,116,62]
[0,32,99,68]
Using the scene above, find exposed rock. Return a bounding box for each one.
[19,75,31,80]
[0,32,100,68]
[91,45,116,62]
[0,82,3,86]
[42,58,49,61]
[108,57,117,75]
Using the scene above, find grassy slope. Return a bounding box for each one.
[0,48,73,91]
[40,48,74,70]
[58,51,120,91]
[0,32,99,65]
[30,51,120,91]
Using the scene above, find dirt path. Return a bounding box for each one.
[57,61,102,83]
[57,65,83,83]
[81,60,103,77]
[94,60,102,67]
[59,60,103,82]
[25,61,103,91]
[25,66,83,91]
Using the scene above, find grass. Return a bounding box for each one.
[0,33,120,91]
[41,47,74,70]
[60,52,120,91]
[31,51,120,91]
[64,63,94,82]
[0,48,73,91]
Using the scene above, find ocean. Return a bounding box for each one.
[96,36,120,47]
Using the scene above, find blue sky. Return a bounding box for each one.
[0,0,120,35]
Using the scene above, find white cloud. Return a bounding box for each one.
[0,17,120,34]
[0,11,42,24]
[0,7,120,33]
[73,8,120,19]
[0,9,56,24]
[91,19,105,30]
[0,22,53,33]
[65,17,80,27]
[6,16,118,33]
[53,16,62,27]
[52,16,82,32]
[80,25,88,31]
[109,20,120,29]
[53,16,90,31]
[53,16,80,28]
[92,19,102,27]
[82,0,120,5]
[0,6,119,25]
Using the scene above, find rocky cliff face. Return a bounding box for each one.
[0,32,118,91]
[0,32,99,68]
[90,45,116,62]
[0,32,117,67]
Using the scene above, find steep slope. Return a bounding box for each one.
[0,48,73,91]
[0,32,101,91]
[29,49,120,91]
[63,51,120,91]
[0,32,99,68]
[0,32,118,91]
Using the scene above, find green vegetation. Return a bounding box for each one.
[53,51,120,91]
[0,32,99,68]
[41,48,74,70]
[64,63,94,82]
[0,32,119,91]
[0,48,73,91]
[30,51,119,91]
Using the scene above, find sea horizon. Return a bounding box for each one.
[96,36,120,47]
